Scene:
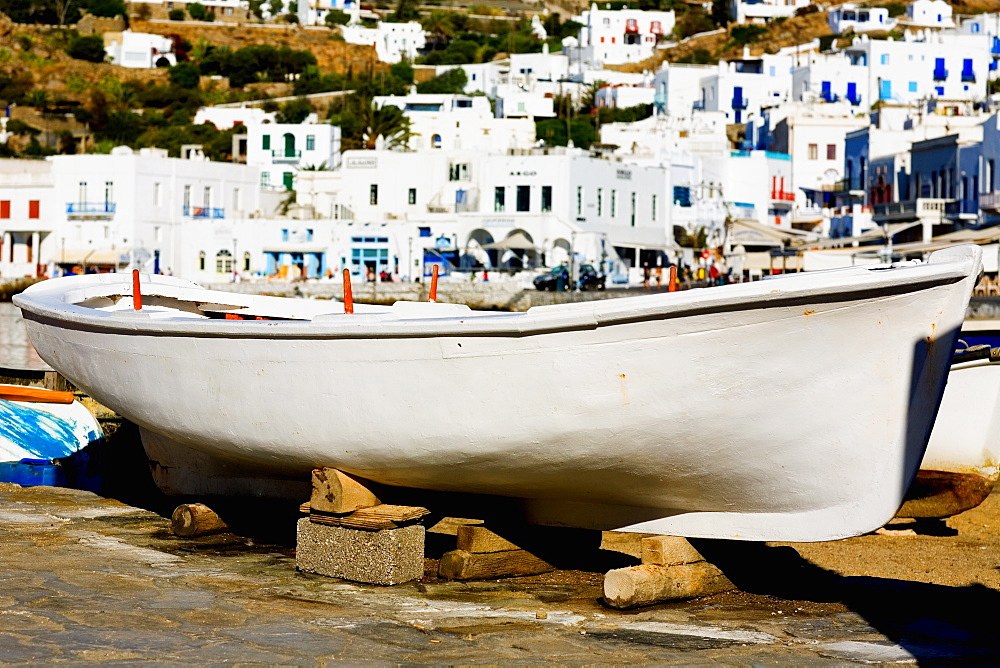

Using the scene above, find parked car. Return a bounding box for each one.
[533,264,606,291]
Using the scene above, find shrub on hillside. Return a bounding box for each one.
[169,8,185,20]
[67,35,107,62]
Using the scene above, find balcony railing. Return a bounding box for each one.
[66,202,116,216]
[271,149,302,163]
[981,191,1000,212]
[962,68,976,82]
[933,67,948,80]
[732,97,748,110]
[873,198,951,221]
[945,199,979,217]
[821,91,839,103]
[184,205,225,219]
[770,190,795,202]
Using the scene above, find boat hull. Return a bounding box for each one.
[14,246,982,541]
[899,354,1000,518]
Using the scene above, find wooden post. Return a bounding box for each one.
[171,503,227,537]
[132,269,142,310]
[310,468,380,514]
[428,263,439,302]
[342,268,354,314]
[603,562,733,609]
[668,265,677,292]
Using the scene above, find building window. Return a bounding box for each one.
[281,228,289,242]
[431,134,442,148]
[28,200,39,219]
[370,184,378,205]
[306,135,315,151]
[880,53,889,65]
[909,81,917,92]
[651,194,657,221]
[198,251,206,271]
[826,144,836,160]
[611,190,617,217]
[419,226,431,237]
[541,186,552,212]
[630,192,636,227]
[261,172,270,187]
[78,181,87,202]
[262,135,270,150]
[576,186,582,216]
[203,186,212,207]
[183,185,191,208]
[153,182,161,206]
[494,186,505,212]
[154,226,162,242]
[449,163,469,181]
[408,188,416,205]
[233,188,241,211]
[283,172,293,190]
[244,252,251,271]
[0,201,9,219]
[808,144,818,160]
[104,181,113,204]
[216,249,233,273]
[597,188,603,216]
[516,185,530,212]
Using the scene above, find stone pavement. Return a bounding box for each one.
[1,484,999,665]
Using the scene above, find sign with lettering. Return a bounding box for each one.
[346,157,378,169]
[616,169,633,180]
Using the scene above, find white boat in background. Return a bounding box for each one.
[898,338,1000,519]
[13,246,983,542]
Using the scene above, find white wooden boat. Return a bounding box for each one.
[13,245,983,542]
[898,339,1000,519]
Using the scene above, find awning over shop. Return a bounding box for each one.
[727,219,814,248]
[797,221,922,250]
[56,249,124,265]
[482,232,539,251]
[261,245,329,254]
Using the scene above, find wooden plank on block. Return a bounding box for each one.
[640,536,705,566]
[311,468,381,514]
[171,503,228,537]
[438,548,554,580]
[603,562,734,609]
[427,517,485,536]
[456,526,522,553]
[310,504,430,531]
[600,531,658,559]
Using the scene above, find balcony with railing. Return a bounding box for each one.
[933,65,948,80]
[66,202,115,218]
[981,191,1000,212]
[821,91,839,103]
[945,198,979,219]
[872,198,951,222]
[731,95,748,110]
[184,205,225,219]
[962,64,976,82]
[846,90,862,105]
[770,189,796,206]
[271,149,302,164]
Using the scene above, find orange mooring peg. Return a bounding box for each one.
[132,269,142,310]
[342,268,354,314]
[429,264,439,302]
[668,265,677,293]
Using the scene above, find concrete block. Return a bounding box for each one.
[296,518,424,585]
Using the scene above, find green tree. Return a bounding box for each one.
[389,60,414,84]
[416,67,467,94]
[276,97,312,123]
[169,62,201,88]
[187,2,209,19]
[86,0,126,17]
[168,7,185,19]
[325,8,350,25]
[360,101,411,149]
[422,11,454,49]
[67,35,106,63]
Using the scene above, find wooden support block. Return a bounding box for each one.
[310,468,380,514]
[603,562,734,609]
[171,503,228,537]
[600,531,658,559]
[456,525,522,553]
[310,504,430,531]
[438,548,554,580]
[640,535,705,566]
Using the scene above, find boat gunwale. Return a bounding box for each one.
[15,272,969,340]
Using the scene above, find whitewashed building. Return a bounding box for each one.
[827,4,895,35]
[698,52,796,124]
[900,0,955,29]
[245,122,342,191]
[104,30,176,68]
[569,5,675,66]
[731,0,812,25]
[373,94,537,152]
[652,63,716,117]
[341,20,426,63]
[0,148,260,282]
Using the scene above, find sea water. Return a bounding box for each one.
[0,302,48,371]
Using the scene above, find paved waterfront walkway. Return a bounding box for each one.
[1,484,999,664]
